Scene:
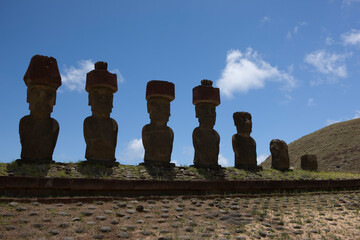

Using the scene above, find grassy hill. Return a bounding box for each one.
[261,118,360,173]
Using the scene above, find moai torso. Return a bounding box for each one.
[270,139,290,171]
[84,117,118,161]
[192,80,221,169]
[19,115,59,161]
[232,112,258,170]
[142,81,175,166]
[301,154,318,171]
[83,62,118,164]
[142,123,174,163]
[19,55,62,163]
[233,134,257,169]
[193,127,220,167]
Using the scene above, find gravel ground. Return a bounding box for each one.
[1,191,360,240]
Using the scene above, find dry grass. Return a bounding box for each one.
[261,118,360,173]
[1,161,360,181]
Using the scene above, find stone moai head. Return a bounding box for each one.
[233,112,252,137]
[146,80,175,125]
[270,139,288,156]
[192,80,220,129]
[23,55,62,118]
[86,61,117,118]
[270,139,290,171]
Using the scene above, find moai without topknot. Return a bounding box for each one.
[270,139,290,171]
[84,61,118,166]
[301,154,318,171]
[192,80,221,169]
[232,112,259,170]
[19,55,62,163]
[142,80,175,167]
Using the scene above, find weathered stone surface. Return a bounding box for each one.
[270,139,290,171]
[84,62,118,166]
[23,55,61,89]
[301,154,318,171]
[145,80,175,101]
[86,61,117,92]
[19,55,61,163]
[192,80,220,169]
[192,79,220,106]
[233,112,258,170]
[142,80,175,166]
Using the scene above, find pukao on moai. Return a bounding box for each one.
[232,112,258,170]
[84,61,118,166]
[19,55,61,163]
[270,139,290,171]
[142,80,175,167]
[192,80,221,169]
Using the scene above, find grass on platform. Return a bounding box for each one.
[1,161,360,181]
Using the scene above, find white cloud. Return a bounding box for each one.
[171,159,179,166]
[61,60,93,91]
[111,69,125,84]
[326,119,341,126]
[261,16,270,23]
[326,110,360,126]
[278,94,293,105]
[118,138,144,164]
[325,37,335,46]
[353,110,360,119]
[286,22,307,39]
[310,78,324,86]
[257,154,268,164]
[294,26,299,34]
[61,60,124,92]
[307,98,314,106]
[341,29,360,46]
[216,48,296,98]
[126,138,144,159]
[218,154,230,167]
[304,50,350,79]
[286,31,292,39]
[342,0,360,6]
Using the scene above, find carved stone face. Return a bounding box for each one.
[195,103,216,129]
[235,114,252,136]
[89,87,113,118]
[147,97,170,125]
[270,139,288,157]
[27,85,56,117]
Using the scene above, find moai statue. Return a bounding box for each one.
[84,61,118,166]
[19,55,62,163]
[142,80,175,167]
[301,154,318,171]
[270,139,290,171]
[232,112,259,170]
[192,80,221,169]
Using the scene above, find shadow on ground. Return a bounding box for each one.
[76,161,114,178]
[144,165,177,180]
[195,167,226,180]
[6,161,51,177]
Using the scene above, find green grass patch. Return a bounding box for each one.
[1,161,360,180]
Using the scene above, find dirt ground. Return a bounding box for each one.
[1,191,360,240]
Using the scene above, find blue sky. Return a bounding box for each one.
[1,0,360,166]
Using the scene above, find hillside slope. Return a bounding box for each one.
[261,118,360,173]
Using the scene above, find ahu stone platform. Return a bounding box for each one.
[1,162,360,198]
